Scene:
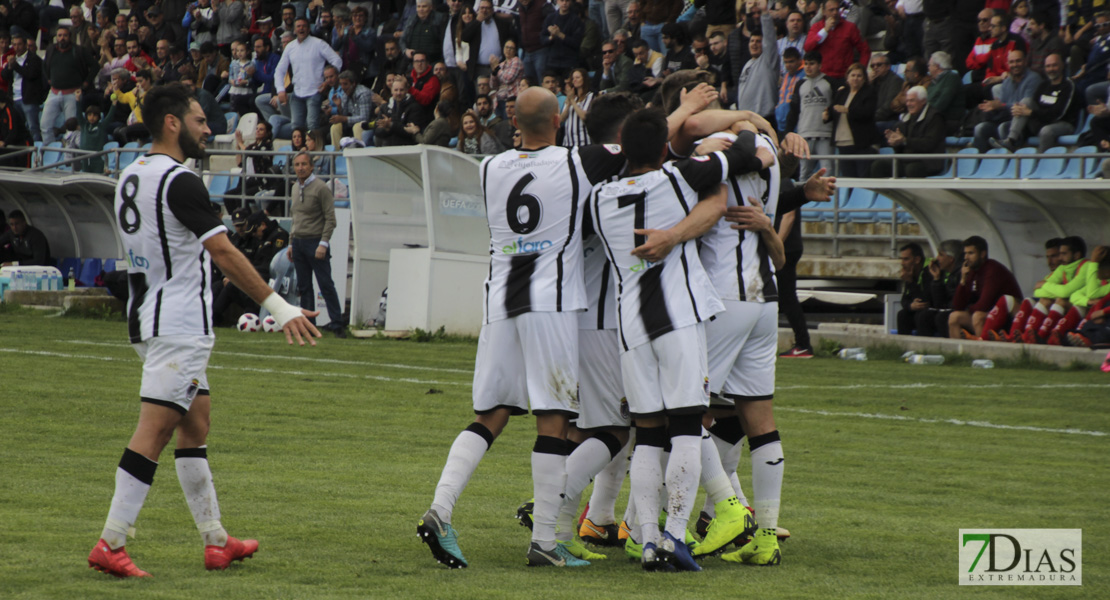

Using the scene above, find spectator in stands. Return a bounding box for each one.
[1073,12,1110,100]
[660,21,695,77]
[217,0,246,53]
[374,77,419,147]
[79,103,117,174]
[434,61,459,106]
[965,8,999,91]
[3,32,44,143]
[640,0,681,55]
[491,39,522,110]
[188,0,219,47]
[629,38,663,99]
[251,35,280,97]
[124,36,155,74]
[179,66,227,135]
[42,26,96,145]
[196,41,230,96]
[0,210,51,266]
[871,52,904,132]
[896,242,932,335]
[788,51,834,179]
[826,62,878,178]
[595,39,632,93]
[335,6,377,82]
[735,5,781,122]
[275,17,344,131]
[475,94,498,128]
[228,121,275,210]
[541,0,583,79]
[402,0,443,64]
[991,53,1079,152]
[1066,4,1107,76]
[374,38,411,97]
[464,0,513,79]
[779,9,807,62]
[925,51,966,135]
[150,39,177,85]
[1027,12,1065,75]
[804,0,870,79]
[0,90,31,167]
[408,52,440,129]
[328,70,373,149]
[456,108,501,154]
[872,86,947,178]
[889,55,929,119]
[491,96,516,148]
[948,235,1024,340]
[109,68,153,144]
[698,0,736,42]
[517,0,553,84]
[144,7,179,44]
[560,67,593,147]
[915,239,964,338]
[69,5,97,55]
[288,151,346,337]
[226,41,255,116]
[705,31,731,96]
[774,47,803,132]
[0,0,39,42]
[981,12,1028,97]
[972,49,1041,152]
[413,99,457,146]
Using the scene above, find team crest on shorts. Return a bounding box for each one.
[185,378,200,402]
[703,377,710,397]
[620,398,630,420]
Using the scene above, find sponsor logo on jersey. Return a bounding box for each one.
[502,237,554,254]
[692,155,711,162]
[127,248,150,269]
[603,144,622,154]
[629,258,656,272]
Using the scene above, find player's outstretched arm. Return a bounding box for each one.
[203,233,322,346]
[632,184,727,263]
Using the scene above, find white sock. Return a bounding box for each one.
[623,494,639,543]
[101,449,157,550]
[175,447,228,547]
[630,444,663,547]
[585,441,629,525]
[1033,302,1048,315]
[557,438,613,541]
[430,428,491,524]
[531,445,567,549]
[750,435,784,530]
[663,435,701,541]
[1050,303,1065,316]
[700,429,733,505]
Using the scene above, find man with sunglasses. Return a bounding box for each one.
[597,39,633,92]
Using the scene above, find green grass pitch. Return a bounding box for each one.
[0,310,1106,599]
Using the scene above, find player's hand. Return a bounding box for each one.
[726,196,772,232]
[910,298,928,311]
[282,311,322,346]
[631,228,679,263]
[755,146,775,169]
[315,245,327,260]
[781,132,809,159]
[803,167,836,202]
[286,247,293,259]
[928,259,940,278]
[693,136,731,156]
[679,82,717,114]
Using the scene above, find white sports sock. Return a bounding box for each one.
[700,429,733,505]
[531,451,567,548]
[630,445,663,547]
[585,441,629,525]
[175,447,228,547]
[556,438,613,540]
[1050,303,1065,316]
[430,430,490,524]
[750,439,784,530]
[663,435,701,541]
[101,452,157,550]
[1033,302,1048,315]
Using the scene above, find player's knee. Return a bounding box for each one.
[708,415,745,445]
[948,311,964,325]
[474,410,510,439]
[972,311,987,326]
[667,413,703,438]
[634,425,667,448]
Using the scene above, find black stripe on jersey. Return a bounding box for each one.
[757,240,779,301]
[151,166,183,337]
[590,187,629,351]
[127,272,149,343]
[554,147,580,312]
[678,242,703,323]
[153,290,164,336]
[198,252,209,335]
[665,169,692,215]
[504,253,539,317]
[639,265,675,341]
[482,156,493,322]
[728,177,748,301]
[597,258,611,330]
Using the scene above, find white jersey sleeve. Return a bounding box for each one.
[590,163,724,352]
[699,132,781,302]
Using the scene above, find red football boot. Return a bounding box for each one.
[204,536,258,570]
[88,539,152,578]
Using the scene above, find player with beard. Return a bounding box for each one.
[87,83,321,578]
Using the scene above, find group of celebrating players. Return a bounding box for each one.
[417,79,835,571]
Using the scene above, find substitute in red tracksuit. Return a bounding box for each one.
[948,236,1023,339]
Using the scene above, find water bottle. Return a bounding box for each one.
[909,354,945,365]
[14,271,24,290]
[971,359,994,369]
[838,347,866,359]
[67,267,76,291]
[848,352,867,361]
[901,351,917,361]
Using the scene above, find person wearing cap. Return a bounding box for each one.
[145,7,181,44]
[228,207,257,258]
[212,211,289,324]
[287,151,346,337]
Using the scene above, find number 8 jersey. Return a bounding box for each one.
[116,154,228,343]
[480,144,625,324]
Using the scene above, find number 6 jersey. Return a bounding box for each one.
[479,144,626,324]
[116,154,228,343]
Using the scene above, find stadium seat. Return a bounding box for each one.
[334,200,351,208]
[102,258,118,272]
[929,147,977,178]
[1056,113,1090,146]
[1000,147,1038,178]
[968,148,1011,178]
[336,155,348,175]
[118,142,142,170]
[103,141,120,172]
[41,142,65,169]
[58,257,82,282]
[448,137,458,147]
[77,258,102,287]
[208,174,232,202]
[962,70,973,84]
[213,112,256,149]
[1061,146,1099,179]
[840,188,877,222]
[1027,146,1068,179]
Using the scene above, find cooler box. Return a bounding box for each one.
[0,266,64,301]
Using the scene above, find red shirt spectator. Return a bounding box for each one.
[952,258,1023,314]
[803,0,869,79]
[983,14,1027,81]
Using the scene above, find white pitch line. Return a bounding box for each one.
[0,348,469,387]
[777,407,1107,437]
[60,339,474,374]
[777,382,1108,390]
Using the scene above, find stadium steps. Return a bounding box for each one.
[4,288,123,314]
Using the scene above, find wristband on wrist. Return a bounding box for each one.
[261,292,303,328]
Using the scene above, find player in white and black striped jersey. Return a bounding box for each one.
[590,108,774,571]
[88,83,320,579]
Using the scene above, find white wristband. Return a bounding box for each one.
[261,292,303,328]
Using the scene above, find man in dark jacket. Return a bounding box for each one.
[871,86,946,178]
[213,211,289,323]
[540,0,583,78]
[463,0,515,78]
[2,31,44,142]
[41,26,96,143]
[915,239,963,337]
[991,53,1079,153]
[401,0,445,63]
[517,0,554,82]
[0,0,39,42]
[0,209,51,266]
[0,90,31,167]
[374,78,419,146]
[897,242,934,335]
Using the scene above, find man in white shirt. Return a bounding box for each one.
[274,17,343,130]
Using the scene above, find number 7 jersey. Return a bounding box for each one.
[479,144,626,324]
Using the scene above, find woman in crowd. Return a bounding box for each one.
[227,120,276,211]
[456,109,501,155]
[826,62,878,178]
[414,100,458,147]
[491,39,522,116]
[560,67,593,147]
